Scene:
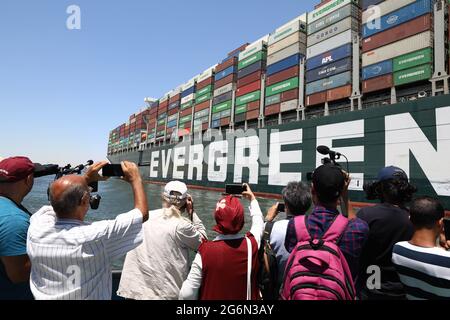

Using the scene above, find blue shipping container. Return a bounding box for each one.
[266,53,302,76]
[362,60,393,80]
[212,119,221,128]
[181,86,195,98]
[306,57,352,83]
[215,66,237,81]
[363,0,432,38]
[306,71,352,95]
[306,43,352,71]
[167,120,177,128]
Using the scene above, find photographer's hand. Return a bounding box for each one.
[186,196,194,221]
[84,161,109,184]
[121,161,149,222]
[266,203,279,223]
[242,183,256,202]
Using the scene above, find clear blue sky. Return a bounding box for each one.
[0,0,313,165]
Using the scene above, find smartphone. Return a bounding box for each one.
[277,203,286,213]
[102,164,124,177]
[444,218,450,241]
[225,184,247,195]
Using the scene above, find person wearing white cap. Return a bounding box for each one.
[117,181,207,300]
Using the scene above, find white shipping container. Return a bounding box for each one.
[160,94,170,103]
[197,65,217,82]
[308,0,355,23]
[214,83,234,97]
[181,93,195,105]
[268,32,307,55]
[239,39,267,61]
[362,31,433,67]
[267,42,307,66]
[280,99,298,112]
[307,29,356,59]
[169,87,182,98]
[181,78,196,91]
[268,20,306,46]
[168,114,178,122]
[307,16,359,47]
[362,0,416,24]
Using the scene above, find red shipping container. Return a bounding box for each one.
[266,66,299,87]
[237,71,262,88]
[265,104,281,116]
[167,127,174,134]
[168,108,178,116]
[180,107,193,118]
[236,80,261,97]
[362,14,431,52]
[281,89,299,102]
[220,117,231,127]
[157,125,165,131]
[216,57,238,73]
[215,74,236,88]
[246,109,260,121]
[247,100,260,112]
[159,100,169,108]
[327,85,352,102]
[362,74,393,93]
[202,123,209,131]
[228,44,249,57]
[197,77,214,90]
[183,122,191,129]
[306,92,327,107]
[169,94,181,103]
[195,100,210,112]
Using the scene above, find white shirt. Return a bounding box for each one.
[27,206,143,300]
[117,208,207,300]
[179,199,264,300]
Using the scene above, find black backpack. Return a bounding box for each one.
[257,222,279,300]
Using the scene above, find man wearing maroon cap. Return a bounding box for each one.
[180,184,264,300]
[0,157,37,300]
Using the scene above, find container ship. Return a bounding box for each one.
[107,0,450,210]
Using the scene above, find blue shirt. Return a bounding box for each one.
[0,196,33,300]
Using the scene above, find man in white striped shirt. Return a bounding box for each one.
[27,161,148,300]
[392,197,450,300]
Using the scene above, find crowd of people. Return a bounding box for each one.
[0,156,449,300]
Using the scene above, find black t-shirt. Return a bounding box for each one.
[357,203,414,299]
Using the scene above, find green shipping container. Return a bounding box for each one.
[238,51,266,70]
[181,101,194,110]
[212,100,232,113]
[265,77,299,97]
[196,92,212,104]
[195,85,213,98]
[157,119,166,126]
[394,64,432,86]
[179,115,192,124]
[236,90,261,106]
[235,104,247,115]
[393,48,433,72]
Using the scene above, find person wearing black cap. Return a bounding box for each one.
[284,164,369,282]
[0,156,42,300]
[357,166,417,300]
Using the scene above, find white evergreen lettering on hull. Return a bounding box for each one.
[268,129,303,186]
[385,106,450,197]
[234,136,260,184]
[207,141,228,182]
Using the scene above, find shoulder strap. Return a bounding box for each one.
[322,214,349,243]
[294,215,311,242]
[245,236,252,300]
[262,221,275,243]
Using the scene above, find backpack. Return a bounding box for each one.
[280,214,356,300]
[257,222,279,300]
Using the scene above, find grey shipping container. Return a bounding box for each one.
[306,71,351,95]
[307,17,359,47]
[212,91,233,106]
[237,60,266,79]
[308,4,359,35]
[307,30,357,59]
[306,57,352,83]
[267,42,307,66]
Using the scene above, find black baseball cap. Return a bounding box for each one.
[312,164,346,200]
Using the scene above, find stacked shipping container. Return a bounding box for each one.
[305,0,359,107]
[265,15,307,119]
[235,38,268,124]
[193,66,216,134]
[361,0,434,93]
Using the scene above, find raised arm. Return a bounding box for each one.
[121,161,149,222]
[242,183,264,248]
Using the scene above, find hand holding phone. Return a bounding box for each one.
[225,184,247,195]
[102,164,125,177]
[277,203,286,213]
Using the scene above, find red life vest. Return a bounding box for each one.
[198,232,259,300]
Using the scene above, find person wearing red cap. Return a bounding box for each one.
[0,157,36,300]
[179,183,264,300]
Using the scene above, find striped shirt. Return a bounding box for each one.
[27,206,143,300]
[392,242,450,300]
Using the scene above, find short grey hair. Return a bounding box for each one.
[282,182,312,216]
[50,183,88,217]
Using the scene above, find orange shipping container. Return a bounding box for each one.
[265,104,281,116]
[306,92,327,107]
[246,109,260,120]
[327,85,352,102]
[362,74,393,93]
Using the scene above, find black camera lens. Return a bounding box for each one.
[89,194,101,210]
